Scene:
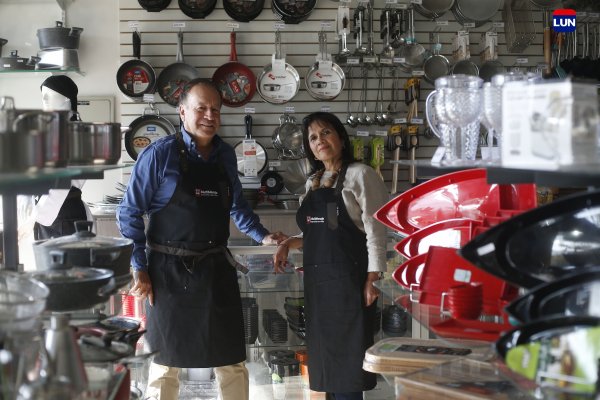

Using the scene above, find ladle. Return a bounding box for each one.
[346,67,358,127]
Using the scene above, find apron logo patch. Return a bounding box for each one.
[194,188,219,198]
[306,216,325,224]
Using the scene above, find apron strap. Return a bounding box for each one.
[147,241,248,274]
[334,163,349,196]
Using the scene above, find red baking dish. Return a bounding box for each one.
[392,253,427,289]
[430,318,512,342]
[394,218,483,258]
[374,169,537,236]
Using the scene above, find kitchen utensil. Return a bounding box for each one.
[178,0,217,18]
[272,114,304,160]
[0,38,6,56]
[36,48,79,70]
[156,31,200,107]
[460,188,600,288]
[138,0,172,11]
[257,30,300,104]
[261,170,284,195]
[0,50,39,71]
[116,31,156,99]
[0,271,49,330]
[67,121,122,165]
[223,0,264,21]
[37,21,83,50]
[398,8,429,71]
[28,267,116,312]
[305,31,345,101]
[281,158,310,195]
[392,252,427,289]
[212,31,256,107]
[32,220,133,287]
[234,114,267,176]
[423,31,450,84]
[271,0,316,24]
[451,0,502,27]
[414,0,455,19]
[124,103,176,160]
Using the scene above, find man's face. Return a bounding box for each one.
[179,84,222,141]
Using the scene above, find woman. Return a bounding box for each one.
[273,112,389,400]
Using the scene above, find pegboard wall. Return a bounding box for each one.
[118,0,546,193]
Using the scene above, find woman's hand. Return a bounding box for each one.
[262,231,289,245]
[273,242,290,274]
[129,270,154,306]
[364,272,381,307]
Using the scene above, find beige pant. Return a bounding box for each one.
[145,361,249,400]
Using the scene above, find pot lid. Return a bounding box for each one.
[36,221,133,249]
[29,267,114,284]
[79,334,134,362]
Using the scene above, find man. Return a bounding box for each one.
[117,78,287,400]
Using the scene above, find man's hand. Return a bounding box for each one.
[261,231,288,245]
[364,272,381,307]
[129,270,154,307]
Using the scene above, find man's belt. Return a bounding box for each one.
[147,242,249,274]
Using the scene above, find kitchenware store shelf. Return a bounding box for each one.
[0,68,83,75]
[374,278,510,343]
[0,165,126,271]
[391,160,600,187]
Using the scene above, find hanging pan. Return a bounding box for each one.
[178,0,217,19]
[212,31,256,108]
[116,31,156,99]
[138,0,172,11]
[124,103,176,160]
[156,31,200,107]
[257,30,300,104]
[261,170,285,195]
[460,189,600,289]
[423,30,450,84]
[223,0,264,22]
[305,31,345,101]
[234,114,267,176]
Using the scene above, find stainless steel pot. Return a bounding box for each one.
[67,121,122,165]
[272,114,304,160]
[37,21,83,50]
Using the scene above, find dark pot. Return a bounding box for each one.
[0,50,39,71]
[0,38,6,57]
[32,221,133,287]
[28,267,115,312]
[67,121,122,165]
[37,21,83,50]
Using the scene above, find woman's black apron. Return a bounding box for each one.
[296,165,377,393]
[144,134,246,367]
[33,187,87,240]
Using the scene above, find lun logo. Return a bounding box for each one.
[552,9,576,33]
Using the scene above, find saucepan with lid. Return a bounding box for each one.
[67,121,122,165]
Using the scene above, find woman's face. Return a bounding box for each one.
[307,120,343,166]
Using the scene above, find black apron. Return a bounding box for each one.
[296,165,377,393]
[33,187,87,240]
[144,134,246,367]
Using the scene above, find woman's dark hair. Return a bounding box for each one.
[301,112,356,174]
[178,78,222,108]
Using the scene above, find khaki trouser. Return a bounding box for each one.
[145,361,249,400]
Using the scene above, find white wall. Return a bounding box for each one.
[0,0,122,203]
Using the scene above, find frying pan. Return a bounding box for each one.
[138,0,172,11]
[116,31,156,99]
[478,59,505,82]
[257,31,300,104]
[124,105,176,160]
[234,114,267,176]
[156,31,200,107]
[261,170,285,195]
[305,31,345,101]
[423,31,450,84]
[223,0,265,22]
[212,32,256,108]
[178,0,217,19]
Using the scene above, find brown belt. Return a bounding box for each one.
[147,242,249,274]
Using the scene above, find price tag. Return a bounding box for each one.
[320,21,332,29]
[410,0,422,4]
[272,56,286,73]
[375,130,388,136]
[340,0,351,3]
[397,3,407,9]
[269,160,282,167]
[410,118,423,125]
[244,107,256,114]
[393,57,406,64]
[385,0,398,4]
[492,22,504,28]
[347,58,360,65]
[128,21,140,29]
[274,22,286,30]
[431,146,445,164]
[436,20,448,26]
[379,58,393,65]
[321,105,331,112]
[356,130,370,137]
[589,13,600,18]
[173,22,186,29]
[242,140,258,177]
[412,70,425,76]
[363,56,377,64]
[463,23,475,28]
[578,12,587,18]
[394,118,407,124]
[516,57,528,64]
[142,93,155,103]
[226,22,240,29]
[320,60,333,70]
[285,106,295,113]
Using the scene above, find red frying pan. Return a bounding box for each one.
[212,32,256,108]
[116,31,156,99]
